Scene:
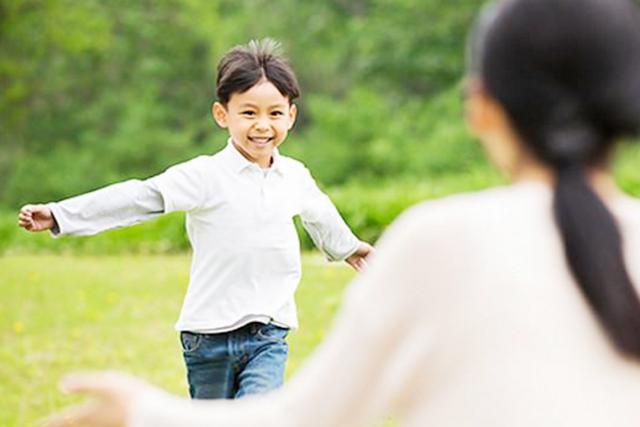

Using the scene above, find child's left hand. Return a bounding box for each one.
[345,241,375,272]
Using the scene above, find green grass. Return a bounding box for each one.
[0,253,377,426]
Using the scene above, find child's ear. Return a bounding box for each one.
[212,102,228,128]
[287,103,298,130]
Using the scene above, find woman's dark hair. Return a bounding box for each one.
[469,0,640,357]
[216,38,301,105]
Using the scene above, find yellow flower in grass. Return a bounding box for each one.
[13,321,25,334]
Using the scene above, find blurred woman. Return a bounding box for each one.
[44,0,640,425]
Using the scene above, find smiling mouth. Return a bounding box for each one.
[248,136,274,145]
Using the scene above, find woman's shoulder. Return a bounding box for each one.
[617,192,640,218]
[397,181,550,234]
[371,182,551,267]
[359,184,549,306]
[615,192,640,243]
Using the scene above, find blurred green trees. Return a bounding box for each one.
[1,0,484,208]
[2,0,640,253]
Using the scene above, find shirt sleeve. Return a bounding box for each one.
[147,157,208,213]
[298,167,360,261]
[127,206,438,427]
[48,179,165,237]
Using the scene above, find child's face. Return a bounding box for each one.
[212,78,297,168]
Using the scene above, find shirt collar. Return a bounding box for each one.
[223,138,285,176]
[270,148,285,176]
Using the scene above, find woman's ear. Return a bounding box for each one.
[287,103,298,130]
[464,78,515,140]
[212,102,228,128]
[464,78,494,137]
[464,78,529,176]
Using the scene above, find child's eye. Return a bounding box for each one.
[271,111,284,117]
[241,111,256,117]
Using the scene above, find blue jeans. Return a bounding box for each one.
[180,322,289,399]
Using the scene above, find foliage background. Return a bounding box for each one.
[1,0,484,208]
[3,0,639,250]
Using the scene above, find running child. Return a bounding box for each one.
[18,38,374,400]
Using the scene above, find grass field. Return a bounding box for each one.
[0,253,365,426]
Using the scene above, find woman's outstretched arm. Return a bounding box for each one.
[43,204,446,427]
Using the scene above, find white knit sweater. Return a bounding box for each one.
[129,181,640,427]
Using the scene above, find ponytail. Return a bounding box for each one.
[553,161,640,357]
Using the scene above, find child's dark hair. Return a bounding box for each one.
[469,0,640,357]
[216,38,301,105]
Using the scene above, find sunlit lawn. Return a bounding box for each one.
[0,253,392,426]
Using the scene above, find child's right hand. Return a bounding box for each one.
[18,204,55,232]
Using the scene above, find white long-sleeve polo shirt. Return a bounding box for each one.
[48,142,360,332]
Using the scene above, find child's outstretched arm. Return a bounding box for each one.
[298,167,374,271]
[16,156,210,238]
[17,180,165,237]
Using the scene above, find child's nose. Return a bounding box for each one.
[255,117,270,130]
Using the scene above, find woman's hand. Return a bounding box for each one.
[41,372,150,427]
[345,241,375,272]
[18,204,55,232]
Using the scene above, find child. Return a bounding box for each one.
[18,38,374,400]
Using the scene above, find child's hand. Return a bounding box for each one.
[40,372,149,427]
[18,204,55,232]
[346,241,375,273]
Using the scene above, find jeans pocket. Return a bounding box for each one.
[256,324,289,343]
[180,331,203,353]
